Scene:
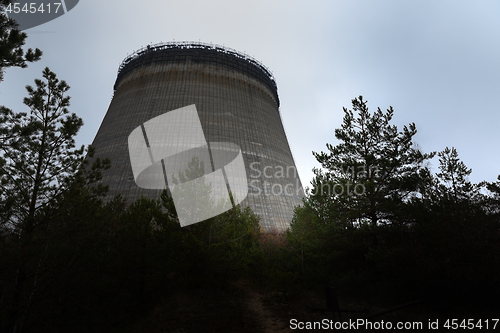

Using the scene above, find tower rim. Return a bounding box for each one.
[114,41,279,106]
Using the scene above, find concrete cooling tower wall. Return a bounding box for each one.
[91,42,304,232]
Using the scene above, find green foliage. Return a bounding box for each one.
[0,0,42,82]
[435,147,482,203]
[2,88,499,330]
[161,189,262,284]
[311,96,435,227]
[169,156,232,225]
[0,68,110,332]
[0,181,267,332]
[485,175,500,217]
[0,67,87,235]
[285,97,500,314]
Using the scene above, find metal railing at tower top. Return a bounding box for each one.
[117,41,277,86]
[114,41,280,107]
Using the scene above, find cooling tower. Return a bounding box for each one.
[91,42,303,232]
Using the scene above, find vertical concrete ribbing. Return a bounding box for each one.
[91,43,304,232]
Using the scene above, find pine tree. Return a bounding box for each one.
[0,68,104,332]
[310,96,435,228]
[0,0,42,82]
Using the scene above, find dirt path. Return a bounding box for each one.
[240,285,292,333]
[131,283,298,332]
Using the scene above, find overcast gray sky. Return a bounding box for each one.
[2,0,499,189]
